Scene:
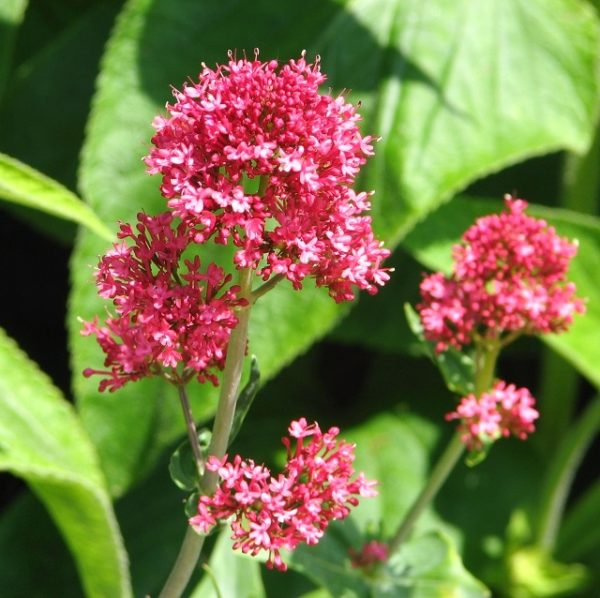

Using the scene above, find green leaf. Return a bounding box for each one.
[404,303,475,396]
[402,196,600,388]
[290,528,489,597]
[325,0,600,243]
[169,428,211,491]
[0,152,113,241]
[0,327,131,598]
[382,531,490,597]
[0,0,27,102]
[190,530,266,598]
[70,0,600,495]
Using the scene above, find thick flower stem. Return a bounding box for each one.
[388,343,500,554]
[159,268,253,598]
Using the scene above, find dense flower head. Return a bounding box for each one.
[189,418,377,570]
[418,196,585,351]
[446,381,539,451]
[145,50,390,302]
[349,540,389,569]
[81,212,245,391]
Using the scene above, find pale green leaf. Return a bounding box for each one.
[0,327,132,598]
[0,152,113,241]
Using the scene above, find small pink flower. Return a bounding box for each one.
[145,50,390,302]
[189,419,377,571]
[349,540,389,569]
[418,196,585,351]
[446,381,539,451]
[81,212,246,391]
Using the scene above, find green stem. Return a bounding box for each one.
[158,268,253,598]
[388,433,464,554]
[158,528,206,598]
[177,384,205,478]
[536,395,600,552]
[388,342,500,553]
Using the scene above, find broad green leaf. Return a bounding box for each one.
[0,328,131,597]
[402,197,600,388]
[190,530,266,598]
[322,0,600,242]
[0,0,27,102]
[0,153,112,241]
[70,0,600,495]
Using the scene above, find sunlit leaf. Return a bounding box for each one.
[0,328,131,597]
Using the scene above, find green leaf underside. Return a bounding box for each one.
[402,196,600,388]
[190,530,266,598]
[70,0,600,495]
[0,152,112,240]
[0,328,131,597]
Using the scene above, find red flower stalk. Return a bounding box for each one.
[189,418,377,571]
[145,50,390,302]
[81,212,245,391]
[418,196,585,352]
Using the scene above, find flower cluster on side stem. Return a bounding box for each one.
[81,212,245,391]
[189,418,377,571]
[145,50,390,301]
[418,195,585,353]
[446,381,539,451]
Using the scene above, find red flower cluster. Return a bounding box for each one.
[446,381,539,451]
[189,418,377,570]
[418,196,584,351]
[145,51,389,301]
[81,212,245,391]
[349,540,389,569]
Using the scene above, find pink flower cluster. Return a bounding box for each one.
[145,50,389,302]
[418,196,585,351]
[189,418,377,570]
[446,381,539,451]
[349,540,389,569]
[81,212,245,391]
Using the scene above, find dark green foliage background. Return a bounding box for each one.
[0,0,599,596]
